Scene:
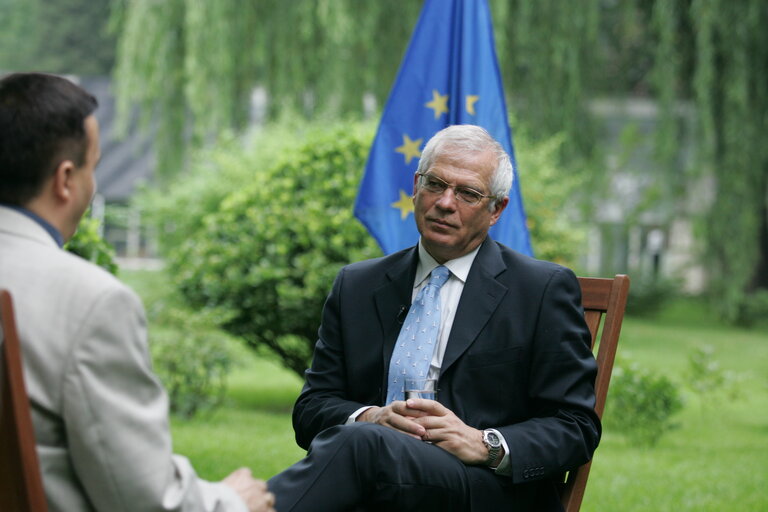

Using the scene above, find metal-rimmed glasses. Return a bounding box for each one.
[416,172,496,206]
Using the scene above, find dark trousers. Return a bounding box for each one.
[267,422,529,512]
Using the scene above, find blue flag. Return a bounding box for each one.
[354,0,533,256]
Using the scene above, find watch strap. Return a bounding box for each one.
[482,429,503,467]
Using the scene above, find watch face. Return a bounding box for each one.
[485,431,500,446]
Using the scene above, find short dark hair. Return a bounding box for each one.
[0,72,98,205]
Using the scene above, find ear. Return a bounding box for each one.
[51,159,77,202]
[488,197,509,227]
[412,172,420,196]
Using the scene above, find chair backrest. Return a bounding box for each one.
[559,274,630,512]
[0,289,48,511]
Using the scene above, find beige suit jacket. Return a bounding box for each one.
[0,206,246,512]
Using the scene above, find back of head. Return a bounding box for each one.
[0,73,98,206]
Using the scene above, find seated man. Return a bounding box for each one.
[267,125,600,511]
[0,72,275,512]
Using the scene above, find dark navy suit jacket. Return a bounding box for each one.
[292,237,600,508]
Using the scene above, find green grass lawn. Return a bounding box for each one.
[585,306,768,511]
[169,353,306,479]
[123,270,768,509]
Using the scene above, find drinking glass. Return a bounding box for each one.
[404,378,437,401]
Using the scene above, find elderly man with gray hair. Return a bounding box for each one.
[266,124,601,511]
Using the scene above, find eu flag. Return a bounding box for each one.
[354,0,533,256]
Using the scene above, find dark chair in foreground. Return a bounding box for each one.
[559,274,630,512]
[0,289,48,511]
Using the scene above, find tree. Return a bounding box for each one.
[111,0,421,176]
[0,0,115,75]
[113,0,768,322]
[684,0,768,323]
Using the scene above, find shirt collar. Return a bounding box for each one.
[415,239,482,288]
[0,203,64,247]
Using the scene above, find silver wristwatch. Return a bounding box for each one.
[482,429,503,467]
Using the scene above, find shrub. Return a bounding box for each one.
[65,214,118,274]
[626,276,679,316]
[729,289,768,327]
[604,360,684,446]
[136,125,313,253]
[684,344,743,403]
[685,345,724,396]
[165,122,382,377]
[515,128,586,268]
[147,300,234,418]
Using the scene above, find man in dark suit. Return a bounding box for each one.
[268,124,600,511]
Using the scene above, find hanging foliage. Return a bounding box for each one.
[684,0,768,323]
[112,0,421,176]
[112,0,768,322]
[0,0,115,75]
[492,0,600,160]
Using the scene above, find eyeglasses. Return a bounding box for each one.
[416,172,495,206]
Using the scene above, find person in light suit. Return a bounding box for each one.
[267,125,600,511]
[0,72,275,512]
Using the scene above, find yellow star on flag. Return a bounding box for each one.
[391,189,414,219]
[425,89,449,119]
[395,134,423,165]
[466,95,479,115]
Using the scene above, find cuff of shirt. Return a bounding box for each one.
[346,406,374,424]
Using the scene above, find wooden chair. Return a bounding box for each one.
[0,289,48,511]
[559,274,630,512]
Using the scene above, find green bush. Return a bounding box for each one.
[604,360,684,446]
[626,276,679,316]
[729,288,768,327]
[65,214,118,274]
[136,125,311,253]
[164,122,382,377]
[147,300,234,418]
[684,344,743,403]
[515,128,586,268]
[685,345,724,396]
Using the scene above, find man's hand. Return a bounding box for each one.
[222,467,276,512]
[357,402,429,439]
[406,399,492,465]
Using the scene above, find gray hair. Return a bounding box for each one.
[416,125,513,211]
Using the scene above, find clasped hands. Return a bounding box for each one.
[358,399,489,466]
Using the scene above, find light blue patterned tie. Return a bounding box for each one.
[386,265,450,404]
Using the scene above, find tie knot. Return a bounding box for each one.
[428,265,450,290]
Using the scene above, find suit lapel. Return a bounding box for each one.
[373,247,418,390]
[441,238,508,374]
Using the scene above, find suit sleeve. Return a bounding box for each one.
[292,268,371,449]
[498,267,601,483]
[60,285,247,512]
